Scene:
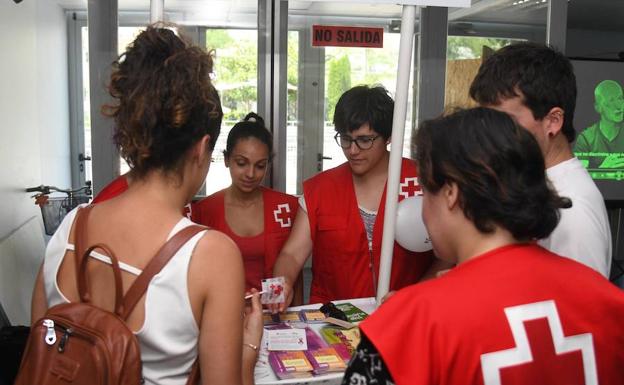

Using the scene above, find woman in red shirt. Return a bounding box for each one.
[342,107,624,385]
[193,113,302,300]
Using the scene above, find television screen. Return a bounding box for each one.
[570,58,624,202]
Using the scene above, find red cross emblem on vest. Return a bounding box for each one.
[481,300,597,385]
[399,177,422,198]
[273,203,292,228]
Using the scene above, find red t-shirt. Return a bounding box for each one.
[221,230,264,291]
[362,244,624,385]
[192,187,298,286]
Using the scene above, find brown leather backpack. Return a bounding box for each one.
[14,206,204,385]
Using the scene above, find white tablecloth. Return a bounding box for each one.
[254,297,378,385]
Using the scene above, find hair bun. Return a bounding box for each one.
[244,112,264,127]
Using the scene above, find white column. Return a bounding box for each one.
[87,0,119,194]
[150,0,164,23]
[547,0,568,52]
[376,5,417,303]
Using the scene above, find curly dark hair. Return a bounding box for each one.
[224,112,273,160]
[469,42,577,142]
[333,85,394,140]
[102,25,223,178]
[416,107,572,241]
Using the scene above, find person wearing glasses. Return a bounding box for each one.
[270,85,437,310]
[192,113,303,301]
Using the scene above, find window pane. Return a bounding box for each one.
[286,30,299,195]
[445,36,520,110]
[322,32,414,171]
[81,26,146,181]
[205,29,258,196]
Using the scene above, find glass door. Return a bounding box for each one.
[286,3,414,194]
[204,29,259,195]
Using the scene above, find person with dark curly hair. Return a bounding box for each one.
[192,112,303,302]
[271,85,440,311]
[469,42,611,277]
[342,107,624,385]
[31,26,262,385]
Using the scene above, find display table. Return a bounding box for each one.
[254,297,377,385]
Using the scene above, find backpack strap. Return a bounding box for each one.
[120,225,207,320]
[77,243,125,314]
[186,360,200,385]
[74,204,95,281]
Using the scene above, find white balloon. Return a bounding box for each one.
[395,196,432,252]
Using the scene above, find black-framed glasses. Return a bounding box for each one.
[334,133,381,150]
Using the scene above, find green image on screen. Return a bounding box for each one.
[573,79,624,180]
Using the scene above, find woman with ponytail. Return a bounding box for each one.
[193,113,303,302]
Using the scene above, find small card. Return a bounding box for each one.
[268,351,313,379]
[325,317,357,329]
[335,303,369,323]
[306,347,346,374]
[261,276,286,304]
[300,309,327,323]
[267,328,308,351]
[263,311,302,325]
[279,311,302,323]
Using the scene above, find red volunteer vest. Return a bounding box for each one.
[192,187,298,278]
[303,158,433,304]
[92,175,193,218]
[362,244,624,385]
[92,175,128,204]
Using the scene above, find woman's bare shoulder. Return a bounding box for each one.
[192,229,243,269]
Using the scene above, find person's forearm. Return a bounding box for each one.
[273,252,304,287]
[242,348,258,385]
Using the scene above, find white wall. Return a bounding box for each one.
[37,1,72,187]
[0,0,70,325]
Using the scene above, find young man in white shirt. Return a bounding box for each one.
[469,42,612,277]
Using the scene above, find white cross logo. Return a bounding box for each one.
[399,177,422,198]
[273,203,292,228]
[481,300,597,385]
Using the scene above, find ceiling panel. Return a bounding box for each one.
[52,0,624,32]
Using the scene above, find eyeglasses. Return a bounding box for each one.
[334,133,381,150]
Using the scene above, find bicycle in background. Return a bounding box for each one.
[26,182,92,236]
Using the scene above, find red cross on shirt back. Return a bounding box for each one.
[499,317,585,385]
[481,300,597,385]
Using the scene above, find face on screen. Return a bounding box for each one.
[571,59,624,201]
[595,81,624,124]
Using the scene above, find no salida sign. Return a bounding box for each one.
[312,25,384,48]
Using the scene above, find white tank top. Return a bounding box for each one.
[43,204,205,385]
